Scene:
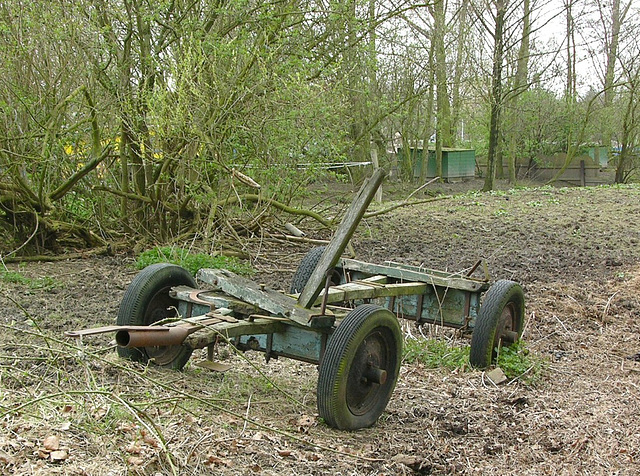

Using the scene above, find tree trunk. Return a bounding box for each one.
[615,75,639,183]
[603,0,631,147]
[565,0,576,102]
[483,0,507,192]
[433,0,452,180]
[420,34,436,183]
[451,0,468,146]
[507,0,531,184]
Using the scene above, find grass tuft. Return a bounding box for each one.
[497,340,546,385]
[403,337,546,385]
[403,337,469,371]
[0,270,60,289]
[136,246,254,276]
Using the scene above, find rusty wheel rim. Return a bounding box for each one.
[497,302,517,346]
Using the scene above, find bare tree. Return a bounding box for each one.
[473,0,508,192]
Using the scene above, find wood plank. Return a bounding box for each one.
[340,258,489,293]
[313,281,428,306]
[171,286,259,316]
[297,169,386,309]
[197,268,314,326]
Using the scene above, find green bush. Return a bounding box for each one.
[136,246,254,277]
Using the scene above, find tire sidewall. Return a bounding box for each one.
[318,304,402,430]
[469,280,525,369]
[116,263,196,368]
[289,247,326,293]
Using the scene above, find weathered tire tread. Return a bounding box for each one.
[317,304,402,430]
[289,247,326,294]
[469,280,525,369]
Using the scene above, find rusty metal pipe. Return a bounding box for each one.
[115,327,191,348]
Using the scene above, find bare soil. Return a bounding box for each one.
[1,179,640,475]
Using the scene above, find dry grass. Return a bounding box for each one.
[1,183,640,475]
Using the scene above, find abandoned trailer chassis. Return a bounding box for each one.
[66,169,525,430]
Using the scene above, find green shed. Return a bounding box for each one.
[408,147,476,180]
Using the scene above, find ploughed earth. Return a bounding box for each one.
[1,179,639,475]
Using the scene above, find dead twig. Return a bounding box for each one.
[363,195,452,219]
[404,177,441,202]
[601,291,618,322]
[0,245,115,263]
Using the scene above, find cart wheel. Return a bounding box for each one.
[317,304,402,430]
[117,263,195,370]
[289,246,341,293]
[469,280,525,369]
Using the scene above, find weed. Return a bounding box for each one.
[403,337,469,371]
[497,340,546,385]
[494,209,508,217]
[136,246,254,276]
[404,337,546,385]
[0,270,60,289]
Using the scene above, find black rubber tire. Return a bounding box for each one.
[469,280,525,369]
[317,304,402,430]
[116,263,196,370]
[289,246,342,293]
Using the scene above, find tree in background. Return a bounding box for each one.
[1,0,640,254]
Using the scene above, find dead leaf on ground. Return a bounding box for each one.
[392,454,432,474]
[204,455,229,467]
[125,442,142,454]
[127,456,144,467]
[50,450,68,462]
[296,414,316,432]
[142,433,158,448]
[58,422,71,431]
[43,435,60,451]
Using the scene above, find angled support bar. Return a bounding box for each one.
[297,169,386,309]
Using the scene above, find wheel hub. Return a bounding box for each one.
[346,329,393,416]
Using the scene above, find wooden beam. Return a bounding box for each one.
[297,169,386,309]
[340,259,489,293]
[314,281,428,306]
[185,318,286,350]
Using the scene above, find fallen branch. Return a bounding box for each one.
[363,195,453,219]
[405,177,440,202]
[265,233,330,246]
[0,245,115,263]
[223,194,333,229]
